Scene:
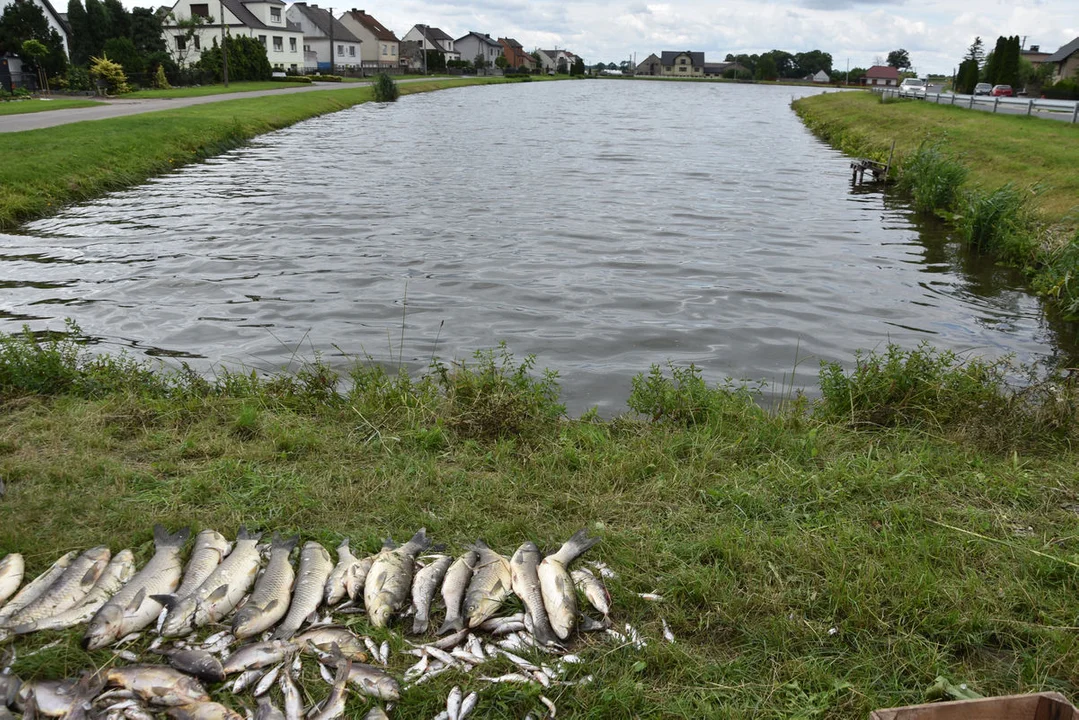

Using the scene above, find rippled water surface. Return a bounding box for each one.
[3,81,1076,411]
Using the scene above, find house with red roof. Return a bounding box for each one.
[862,65,899,86]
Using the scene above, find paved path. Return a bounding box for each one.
[0,77,451,133]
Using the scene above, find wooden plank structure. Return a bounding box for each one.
[851,140,896,184]
[869,692,1079,720]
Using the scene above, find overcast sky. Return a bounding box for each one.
[287,0,1077,75]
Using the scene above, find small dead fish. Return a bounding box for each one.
[571,567,610,618]
[308,659,351,720]
[255,696,285,720]
[253,664,281,697]
[378,641,389,666]
[446,686,462,720]
[222,640,297,675]
[477,613,525,635]
[661,618,675,643]
[362,708,389,720]
[436,551,478,636]
[343,664,400,701]
[278,673,302,720]
[231,669,264,695]
[539,695,556,718]
[403,655,428,682]
[155,647,226,684]
[479,673,533,684]
[105,666,209,707]
[345,557,373,603]
[459,692,478,720]
[323,540,357,607]
[0,552,77,628]
[410,555,452,635]
[637,593,663,602]
[538,530,600,640]
[0,554,25,607]
[463,541,512,629]
[364,530,429,629]
[165,703,243,720]
[294,626,368,662]
[271,542,332,641]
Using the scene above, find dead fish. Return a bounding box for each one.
[12,550,135,635]
[252,663,281,697]
[342,664,400,701]
[410,555,452,635]
[157,527,262,637]
[361,708,389,720]
[154,647,226,683]
[571,567,610,618]
[174,531,231,602]
[364,530,429,628]
[231,669,263,695]
[0,674,22,708]
[463,541,512,629]
[479,673,533,684]
[345,557,373,603]
[233,534,298,640]
[85,526,190,650]
[323,540,357,607]
[435,550,477,636]
[10,546,111,626]
[255,696,285,720]
[510,542,560,647]
[21,673,103,719]
[538,530,600,640]
[278,673,303,720]
[459,691,478,719]
[105,666,209,707]
[293,626,368,662]
[271,541,332,641]
[222,640,297,675]
[446,686,462,720]
[0,554,24,607]
[661,618,675,643]
[307,658,350,720]
[165,703,243,720]
[0,552,77,627]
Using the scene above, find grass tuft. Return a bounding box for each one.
[896,141,969,214]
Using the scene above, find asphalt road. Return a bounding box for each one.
[890,87,1079,123]
[0,77,450,134]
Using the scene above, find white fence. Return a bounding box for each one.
[873,87,1079,123]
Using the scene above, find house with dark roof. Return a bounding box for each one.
[286,2,361,72]
[498,37,534,71]
[861,65,899,86]
[402,25,459,62]
[338,9,399,71]
[0,0,69,54]
[455,31,501,72]
[702,61,748,77]
[634,53,660,75]
[660,51,704,76]
[1046,37,1079,83]
[161,0,304,72]
[536,49,574,73]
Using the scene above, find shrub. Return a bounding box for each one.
[957,183,1037,261]
[102,37,144,78]
[896,141,969,214]
[197,35,272,82]
[372,72,399,102]
[64,65,92,91]
[1032,230,1079,319]
[152,64,170,89]
[89,55,130,94]
[307,74,342,82]
[1042,79,1079,100]
[628,363,765,427]
[270,75,312,83]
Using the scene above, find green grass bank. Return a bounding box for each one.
[0,98,105,115]
[793,91,1079,315]
[0,76,519,231]
[2,330,1079,717]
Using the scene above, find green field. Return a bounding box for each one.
[124,81,297,98]
[1,332,1078,718]
[0,98,105,115]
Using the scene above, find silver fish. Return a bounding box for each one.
[539,530,600,640]
[323,540,357,607]
[221,640,297,675]
[0,551,77,627]
[0,554,24,607]
[271,541,332,641]
[571,567,610,617]
[410,555,452,635]
[278,672,303,720]
[435,550,477,636]
[361,708,389,720]
[255,696,284,720]
[343,664,400,701]
[105,666,210,707]
[156,647,226,683]
[10,546,111,626]
[345,556,373,602]
[165,703,243,720]
[230,669,263,695]
[364,529,429,629]
[463,541,512,629]
[447,686,462,720]
[11,550,135,635]
[459,692,478,719]
[308,659,350,720]
[252,663,281,697]
[510,542,560,647]
[232,534,297,640]
[158,527,262,637]
[84,526,190,650]
[293,626,368,661]
[175,530,231,600]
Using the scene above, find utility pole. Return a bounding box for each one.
[219,0,229,86]
[328,4,334,75]
[420,24,427,75]
[845,57,849,86]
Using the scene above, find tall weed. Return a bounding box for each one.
[896,142,968,213]
[957,183,1038,263]
[628,362,765,426]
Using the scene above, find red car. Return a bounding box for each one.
[990,85,1013,97]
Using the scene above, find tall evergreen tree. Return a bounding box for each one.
[964,36,985,66]
[998,35,1020,87]
[0,2,67,75]
[83,0,110,57]
[983,35,1007,85]
[102,0,128,40]
[65,0,91,64]
[130,7,165,55]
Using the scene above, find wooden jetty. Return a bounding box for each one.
[851,140,896,184]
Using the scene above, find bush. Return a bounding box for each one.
[896,141,969,214]
[372,72,399,102]
[270,75,312,83]
[957,183,1037,261]
[306,74,342,82]
[197,35,271,82]
[1042,79,1079,100]
[102,37,144,79]
[89,55,130,94]
[64,65,92,91]
[628,363,765,427]
[152,63,170,89]
[1032,230,1079,319]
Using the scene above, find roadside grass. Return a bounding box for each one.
[2,331,1079,717]
[0,76,522,231]
[0,98,106,115]
[124,81,298,98]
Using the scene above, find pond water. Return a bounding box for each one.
[1,80,1075,412]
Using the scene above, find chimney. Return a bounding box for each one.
[1030,44,1039,52]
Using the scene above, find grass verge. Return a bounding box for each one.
[0,77,523,231]
[793,90,1079,317]
[0,98,106,115]
[1,330,1079,717]
[124,81,303,98]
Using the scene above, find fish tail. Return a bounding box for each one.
[237,526,264,542]
[554,529,600,565]
[402,528,429,556]
[154,525,191,548]
[272,533,300,552]
[436,616,463,636]
[411,616,429,635]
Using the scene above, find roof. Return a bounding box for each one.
[35,0,71,34]
[1046,37,1079,63]
[217,0,273,31]
[289,3,361,42]
[424,26,453,41]
[456,31,501,48]
[865,65,899,78]
[660,51,705,66]
[499,37,523,49]
[341,9,398,42]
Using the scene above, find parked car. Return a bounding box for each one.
[990,85,1013,97]
[898,77,926,96]
[974,82,992,95]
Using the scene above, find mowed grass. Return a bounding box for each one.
[792,91,1079,225]
[1,337,1079,718]
[0,76,520,230]
[124,81,303,98]
[0,98,105,115]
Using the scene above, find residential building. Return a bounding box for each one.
[861,65,899,86]
[659,51,704,76]
[0,0,69,53]
[338,9,399,71]
[402,25,459,62]
[702,61,747,77]
[161,0,304,72]
[398,39,423,70]
[635,53,660,76]
[1046,37,1079,82]
[1020,44,1052,67]
[536,48,573,73]
[455,31,501,71]
[286,2,361,72]
[498,37,534,71]
[809,69,830,83]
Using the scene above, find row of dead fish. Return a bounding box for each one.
[0,527,610,652]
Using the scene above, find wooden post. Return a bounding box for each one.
[884,140,895,182]
[1027,99,1034,116]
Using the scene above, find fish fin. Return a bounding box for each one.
[272,534,299,552]
[80,565,101,586]
[411,617,428,635]
[553,529,601,565]
[154,525,191,548]
[337,538,350,550]
[380,537,397,550]
[127,588,146,612]
[206,584,230,602]
[150,594,178,610]
[237,526,264,542]
[436,616,463,636]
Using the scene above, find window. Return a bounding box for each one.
[680,57,686,64]
[678,65,686,72]
[303,44,311,52]
[272,36,282,51]
[289,37,296,52]
[258,35,267,46]
[175,35,186,50]
[381,44,387,56]
[193,35,200,50]
[348,46,355,57]
[337,44,344,55]
[190,3,209,17]
[270,6,280,21]
[391,45,396,55]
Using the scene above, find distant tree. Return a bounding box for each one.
[533,50,544,70]
[762,49,794,77]
[846,66,867,83]
[102,0,128,39]
[556,57,567,74]
[495,55,508,71]
[964,36,985,67]
[887,48,911,70]
[755,53,777,81]
[571,56,584,76]
[955,58,979,93]
[0,1,67,76]
[130,7,165,56]
[83,0,111,56]
[793,49,832,76]
[726,53,758,74]
[66,0,91,64]
[473,52,486,74]
[197,34,270,81]
[983,35,1007,84]
[618,59,630,72]
[997,35,1020,87]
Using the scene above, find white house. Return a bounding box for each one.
[161,0,304,73]
[0,0,69,53]
[401,25,459,62]
[285,2,360,73]
[454,31,501,71]
[537,49,574,73]
[337,9,399,72]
